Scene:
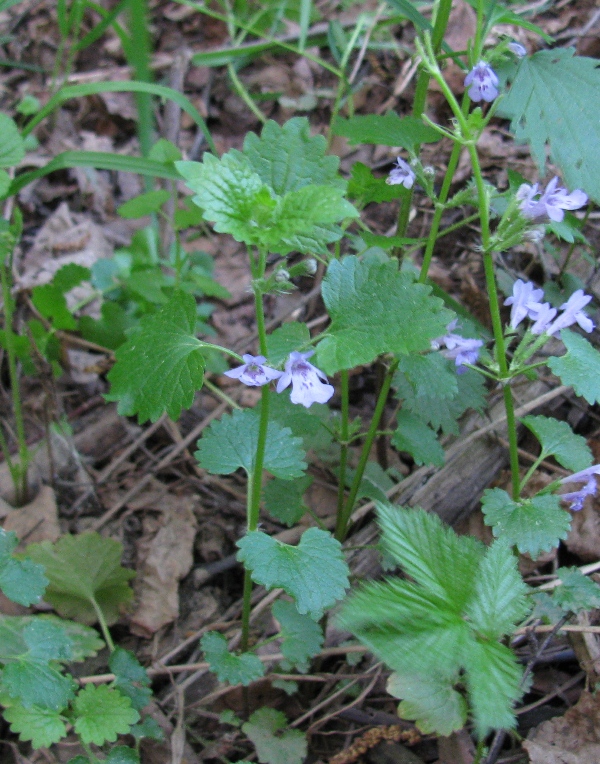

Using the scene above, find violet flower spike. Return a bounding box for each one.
[529,302,557,335]
[387,157,416,189]
[538,176,588,222]
[508,41,527,58]
[560,465,600,511]
[516,183,542,219]
[504,279,544,329]
[276,351,334,408]
[546,289,595,335]
[432,321,483,372]
[223,354,283,387]
[464,61,499,103]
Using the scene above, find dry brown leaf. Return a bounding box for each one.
[523,691,600,764]
[3,484,60,546]
[130,499,197,637]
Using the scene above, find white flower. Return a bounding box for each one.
[276,351,334,408]
[504,279,544,329]
[223,355,282,387]
[386,157,416,189]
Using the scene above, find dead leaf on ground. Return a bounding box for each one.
[130,498,197,637]
[3,484,60,545]
[523,691,600,764]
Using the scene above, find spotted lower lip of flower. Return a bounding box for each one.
[223,354,283,387]
[464,61,499,103]
[276,350,334,408]
[386,157,416,189]
[504,279,545,329]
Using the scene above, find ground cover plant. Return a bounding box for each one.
[2,0,600,762]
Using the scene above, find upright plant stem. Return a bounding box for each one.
[335,360,399,541]
[127,0,154,157]
[336,370,350,524]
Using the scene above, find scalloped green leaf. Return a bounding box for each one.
[265,322,310,366]
[522,414,592,472]
[242,708,306,764]
[105,291,206,423]
[0,615,103,663]
[263,475,312,526]
[387,670,467,736]
[237,528,349,620]
[548,330,600,405]
[0,529,47,606]
[392,410,445,467]
[553,566,600,612]
[201,631,264,686]
[272,600,323,672]
[332,113,440,149]
[74,684,139,746]
[3,703,67,749]
[316,256,453,374]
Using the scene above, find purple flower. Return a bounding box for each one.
[224,354,283,387]
[518,177,587,222]
[387,157,416,189]
[504,279,544,329]
[560,465,600,511]
[546,290,595,335]
[276,351,334,408]
[529,302,557,335]
[432,321,483,371]
[464,61,499,103]
[508,42,527,58]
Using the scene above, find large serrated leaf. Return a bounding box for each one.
[3,703,67,749]
[548,330,600,405]
[522,414,592,472]
[195,407,306,479]
[272,600,323,672]
[105,291,206,423]
[242,708,306,764]
[0,615,103,663]
[2,660,76,711]
[316,256,452,374]
[553,567,600,612]
[201,631,264,686]
[387,670,467,736]
[498,49,600,202]
[332,113,440,149]
[392,410,445,467]
[73,684,139,746]
[237,528,349,620]
[0,529,47,606]
[481,488,571,558]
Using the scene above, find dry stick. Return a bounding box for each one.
[516,671,585,715]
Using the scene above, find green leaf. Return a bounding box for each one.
[268,394,332,452]
[0,169,10,196]
[387,670,467,736]
[237,527,350,619]
[397,353,458,400]
[242,708,307,764]
[129,716,164,740]
[201,631,264,686]
[497,48,600,202]
[316,256,452,374]
[195,407,306,480]
[243,117,343,195]
[272,599,323,672]
[0,615,103,663]
[3,703,67,748]
[392,410,445,467]
[522,415,592,472]
[79,302,128,350]
[464,540,529,640]
[263,476,312,526]
[553,566,600,612]
[105,746,140,764]
[2,660,76,711]
[332,113,440,150]
[117,190,171,218]
[548,330,600,405]
[0,113,25,168]
[481,488,571,558]
[265,322,310,366]
[347,162,399,205]
[109,647,152,711]
[105,291,206,422]
[464,640,523,737]
[0,529,47,606]
[31,264,91,331]
[23,619,73,662]
[26,532,134,626]
[73,684,139,746]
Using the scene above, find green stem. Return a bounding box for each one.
[127,0,154,157]
[91,597,115,653]
[336,359,399,541]
[335,370,350,525]
[519,453,545,496]
[0,261,29,505]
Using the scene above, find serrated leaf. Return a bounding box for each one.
[464,640,523,737]
[553,566,600,612]
[332,113,440,149]
[3,703,67,749]
[387,671,467,736]
[522,415,592,472]
[195,407,306,479]
[263,475,312,526]
[73,684,139,746]
[2,659,76,711]
[548,330,600,405]
[392,410,445,467]
[394,366,487,436]
[117,190,171,218]
[268,393,333,453]
[109,647,151,711]
[481,488,571,558]
[129,716,164,740]
[105,291,206,422]
[237,527,349,620]
[0,615,103,663]
[242,708,307,764]
[265,322,310,366]
[0,113,25,168]
[26,532,134,626]
[397,353,458,400]
[23,619,73,662]
[79,301,128,350]
[465,540,529,639]
[272,600,323,672]
[201,631,264,686]
[243,117,343,195]
[0,528,47,606]
[316,256,452,374]
[347,162,399,205]
[498,48,600,202]
[105,746,140,764]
